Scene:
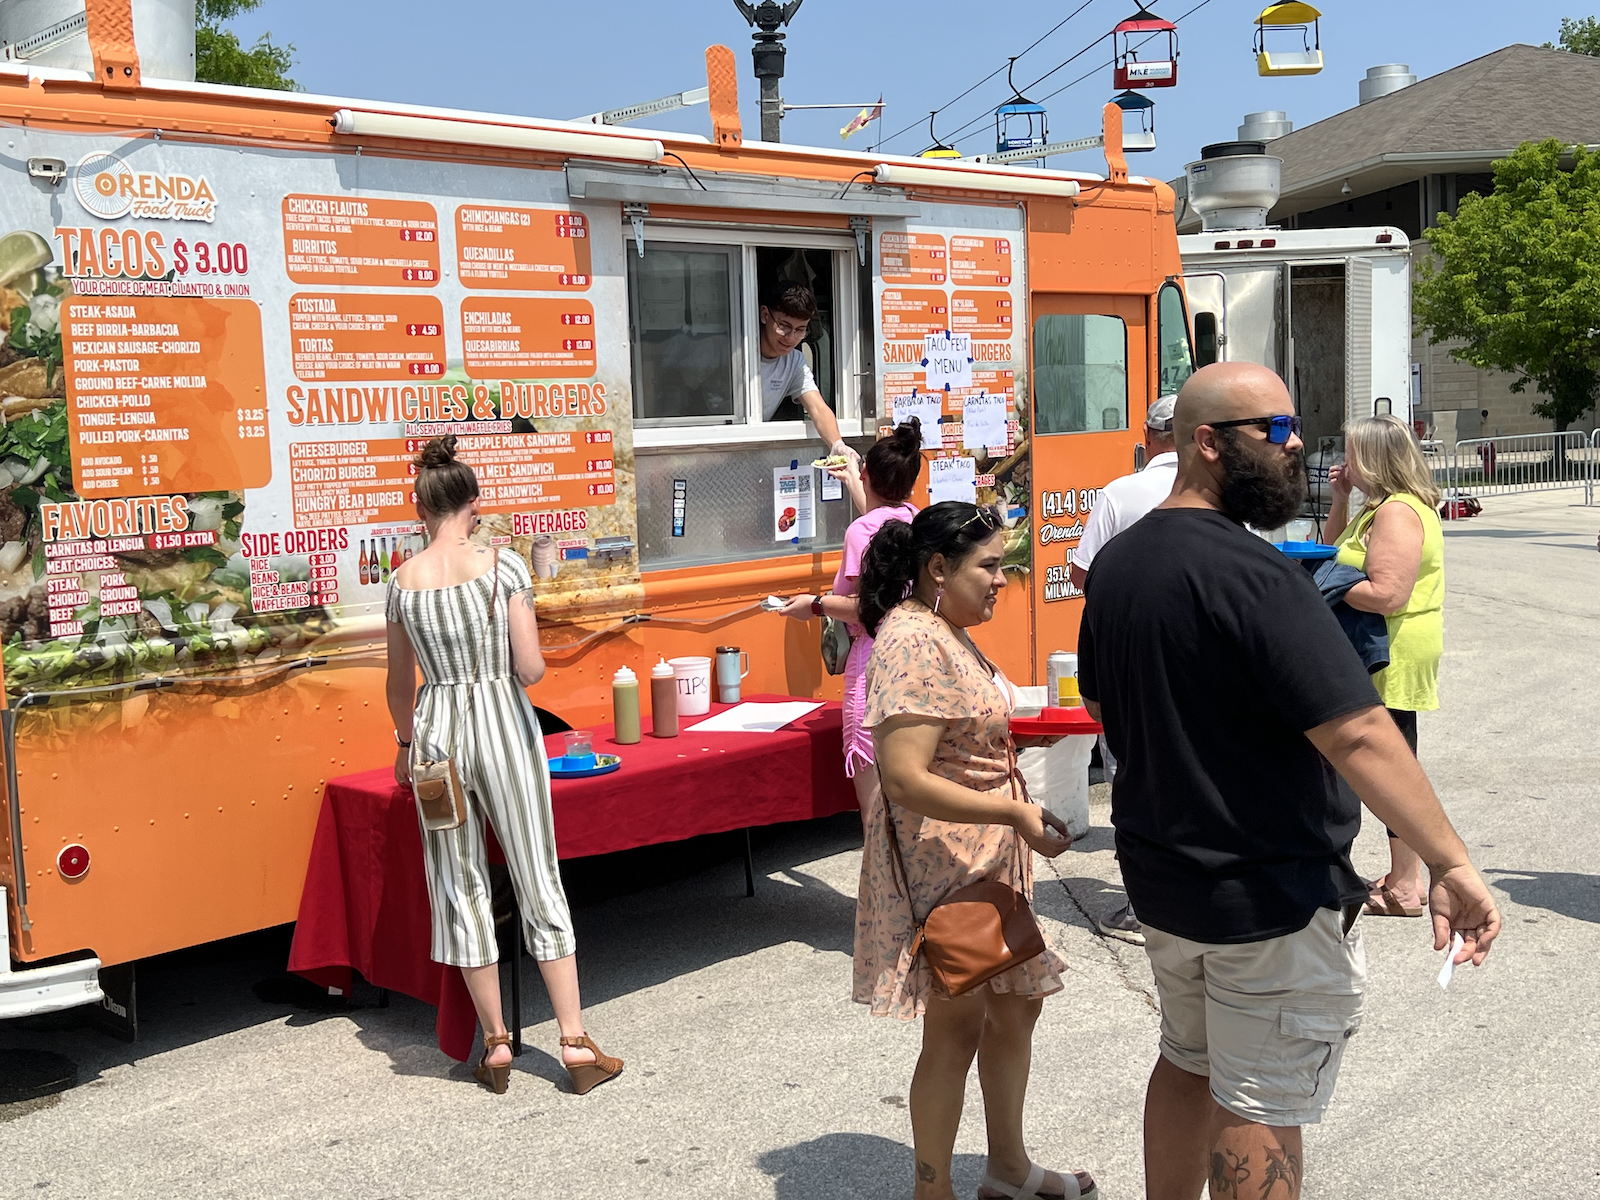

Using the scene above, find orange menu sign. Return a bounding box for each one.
[282,195,440,287]
[456,205,592,290]
[288,432,615,529]
[288,293,447,382]
[950,290,1016,337]
[880,288,950,339]
[948,235,1013,286]
[879,231,947,285]
[62,296,270,497]
[460,298,597,378]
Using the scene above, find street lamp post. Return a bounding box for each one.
[733,0,803,142]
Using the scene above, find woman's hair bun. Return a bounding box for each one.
[417,434,458,471]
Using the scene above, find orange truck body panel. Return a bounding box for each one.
[0,53,1184,972]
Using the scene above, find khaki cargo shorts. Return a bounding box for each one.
[1144,906,1366,1127]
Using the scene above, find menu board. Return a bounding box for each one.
[288,293,447,381]
[879,231,947,285]
[460,298,597,378]
[874,207,1029,573]
[456,205,591,290]
[879,288,949,339]
[950,290,1015,337]
[61,296,270,496]
[281,195,440,286]
[0,135,639,700]
[948,235,1013,286]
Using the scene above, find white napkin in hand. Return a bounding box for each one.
[1437,931,1465,990]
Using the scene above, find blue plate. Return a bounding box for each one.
[1275,541,1338,560]
[549,753,622,779]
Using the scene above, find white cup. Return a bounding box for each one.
[668,656,713,716]
[531,534,560,580]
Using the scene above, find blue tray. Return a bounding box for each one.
[549,753,622,779]
[1275,541,1338,560]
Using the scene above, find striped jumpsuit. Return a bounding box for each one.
[386,548,576,967]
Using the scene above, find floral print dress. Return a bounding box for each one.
[854,599,1068,1019]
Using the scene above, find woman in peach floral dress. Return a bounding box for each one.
[856,502,1097,1200]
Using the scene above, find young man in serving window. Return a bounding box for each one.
[760,281,857,465]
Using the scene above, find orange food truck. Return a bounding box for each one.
[0,7,1191,1026]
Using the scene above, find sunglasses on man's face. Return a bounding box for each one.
[1208,414,1303,444]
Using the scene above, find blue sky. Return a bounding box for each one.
[232,1,1586,181]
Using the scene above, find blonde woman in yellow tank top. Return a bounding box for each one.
[1325,415,1445,918]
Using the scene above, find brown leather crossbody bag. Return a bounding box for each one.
[411,554,499,833]
[882,744,1046,997]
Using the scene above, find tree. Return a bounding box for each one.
[1544,15,1600,55]
[195,0,298,91]
[1413,139,1600,432]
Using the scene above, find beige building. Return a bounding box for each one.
[1175,45,1600,440]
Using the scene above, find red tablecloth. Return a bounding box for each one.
[288,696,851,1060]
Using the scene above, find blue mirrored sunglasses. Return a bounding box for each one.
[1209,414,1303,444]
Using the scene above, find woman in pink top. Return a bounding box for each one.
[778,419,923,820]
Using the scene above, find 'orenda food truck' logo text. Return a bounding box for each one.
[72,151,217,223]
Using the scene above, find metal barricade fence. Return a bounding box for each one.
[1440,432,1594,507]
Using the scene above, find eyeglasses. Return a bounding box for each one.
[1208,415,1303,444]
[769,317,807,339]
[961,504,1002,534]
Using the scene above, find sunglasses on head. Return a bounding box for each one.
[1208,415,1303,444]
[960,504,1002,534]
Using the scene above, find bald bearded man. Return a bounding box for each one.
[1077,363,1500,1200]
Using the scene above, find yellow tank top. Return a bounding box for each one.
[1334,492,1444,711]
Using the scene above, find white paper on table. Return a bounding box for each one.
[922,331,973,390]
[962,394,1007,451]
[1437,931,1464,990]
[685,701,825,733]
[891,393,944,447]
[772,466,815,541]
[928,455,978,504]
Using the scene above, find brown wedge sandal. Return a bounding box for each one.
[475,1032,513,1094]
[560,1034,624,1095]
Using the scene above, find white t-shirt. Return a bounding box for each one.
[1072,451,1179,574]
[760,348,818,420]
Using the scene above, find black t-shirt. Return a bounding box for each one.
[1078,507,1380,943]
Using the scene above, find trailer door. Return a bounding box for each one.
[1029,292,1146,681]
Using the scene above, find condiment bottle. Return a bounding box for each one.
[650,658,678,738]
[612,666,641,745]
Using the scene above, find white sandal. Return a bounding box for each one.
[979,1162,1099,1200]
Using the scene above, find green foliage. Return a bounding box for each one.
[1414,139,1600,431]
[195,0,299,91]
[1544,16,1600,56]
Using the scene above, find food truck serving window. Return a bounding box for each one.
[1033,314,1129,434]
[1158,282,1196,397]
[628,243,745,426]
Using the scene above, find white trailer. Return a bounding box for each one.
[1179,227,1412,508]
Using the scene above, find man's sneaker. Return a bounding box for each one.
[1097,902,1145,946]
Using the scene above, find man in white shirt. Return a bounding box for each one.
[1069,393,1178,946]
[760,282,856,463]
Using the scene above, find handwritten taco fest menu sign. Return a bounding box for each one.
[0,137,639,697]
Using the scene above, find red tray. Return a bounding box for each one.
[1010,706,1103,737]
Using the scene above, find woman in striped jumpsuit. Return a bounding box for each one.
[385,435,623,1095]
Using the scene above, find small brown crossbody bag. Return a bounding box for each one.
[882,742,1047,997]
[411,554,500,833]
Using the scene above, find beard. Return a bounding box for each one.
[1215,428,1307,529]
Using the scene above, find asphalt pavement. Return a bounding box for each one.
[2,488,1596,1198]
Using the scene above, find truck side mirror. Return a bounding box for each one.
[1194,312,1219,367]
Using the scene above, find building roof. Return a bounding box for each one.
[1267,44,1600,217]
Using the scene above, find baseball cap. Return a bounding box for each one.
[1145,396,1176,431]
